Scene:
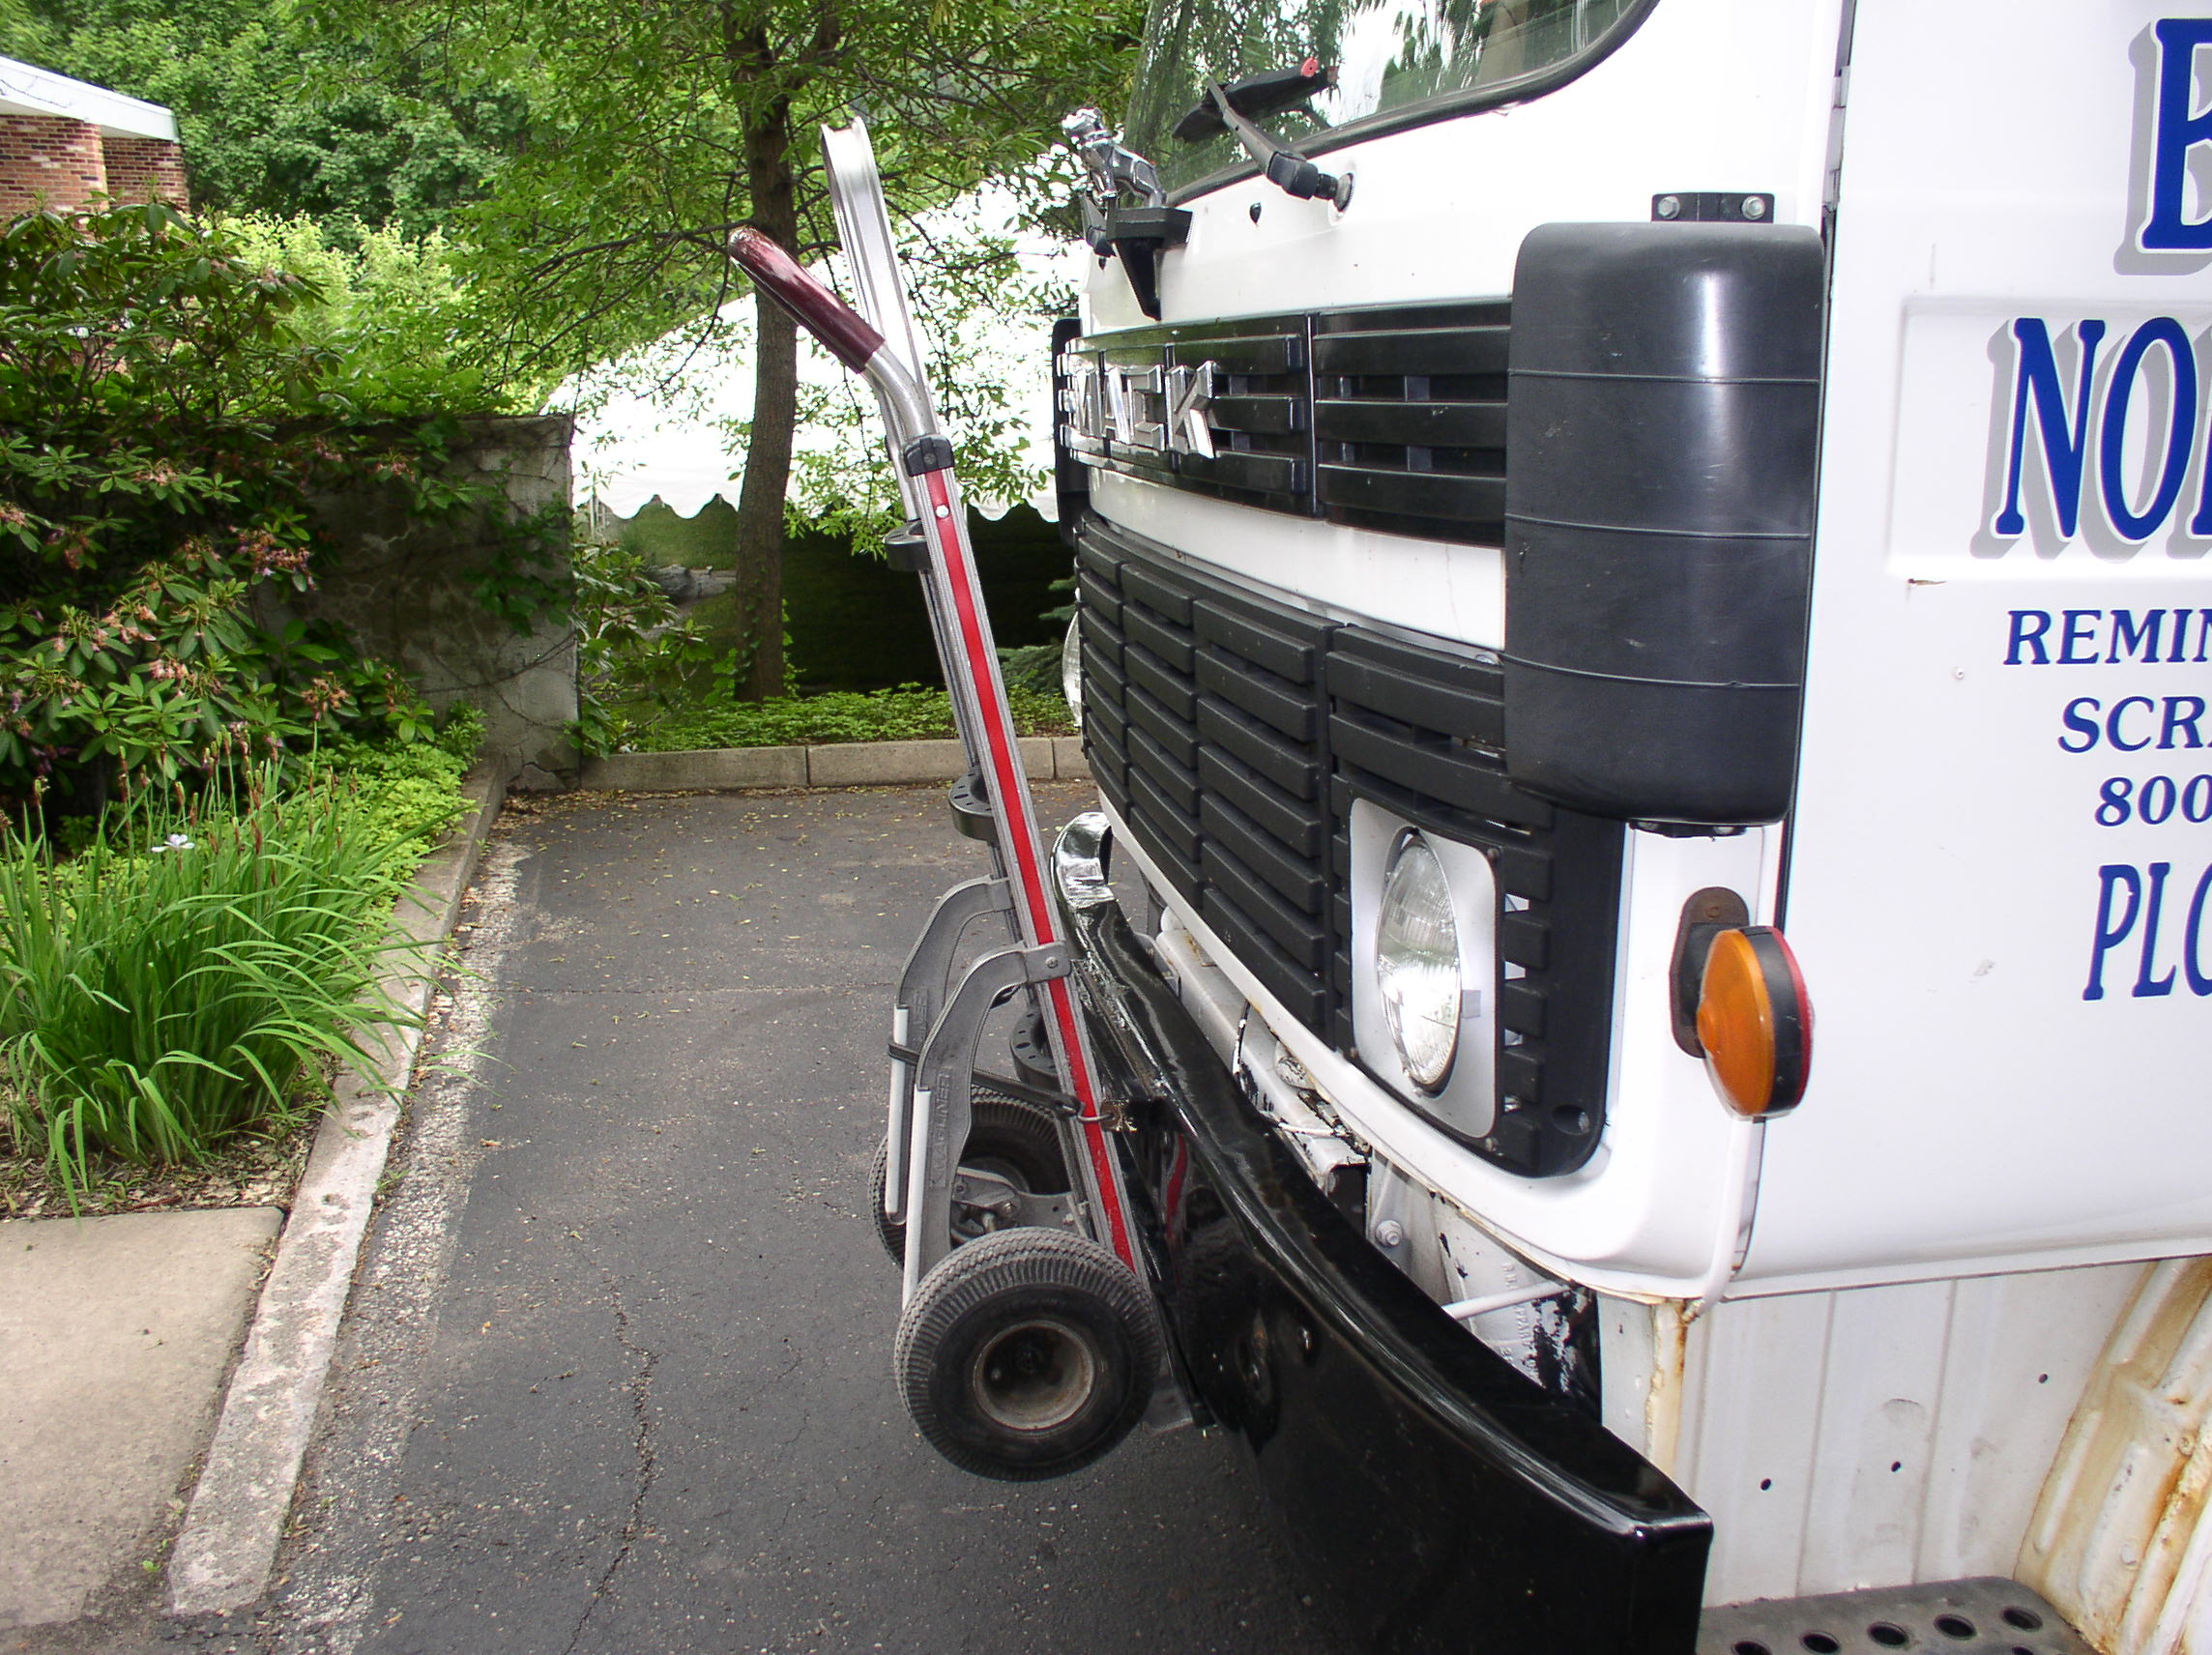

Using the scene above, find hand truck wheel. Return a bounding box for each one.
[893,1226,1161,1481]
[869,1089,1071,1263]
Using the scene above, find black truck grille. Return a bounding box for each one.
[1324,628,1623,1176]
[1075,513,1620,1178]
[1077,519,1335,1030]
[1314,303,1510,542]
[1060,302,1510,542]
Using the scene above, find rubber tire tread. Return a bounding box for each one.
[870,1137,904,1262]
[963,1089,1072,1195]
[893,1227,1162,1482]
[868,1092,1070,1264]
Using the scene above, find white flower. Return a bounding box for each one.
[151,832,196,854]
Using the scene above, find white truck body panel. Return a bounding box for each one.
[1076,0,2212,1619]
[1756,2,2212,1286]
[1089,0,2212,1294]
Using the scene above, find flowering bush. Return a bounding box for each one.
[0,201,515,812]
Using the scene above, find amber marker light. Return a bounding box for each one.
[1694,926,1813,1118]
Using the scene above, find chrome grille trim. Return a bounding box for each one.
[1061,300,1511,541]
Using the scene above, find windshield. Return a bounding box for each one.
[1126,0,1646,193]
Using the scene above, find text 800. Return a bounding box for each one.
[2096,774,2212,826]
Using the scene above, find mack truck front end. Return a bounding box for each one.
[729,0,2212,1647]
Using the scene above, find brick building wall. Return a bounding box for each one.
[100,133,189,208]
[0,113,106,214]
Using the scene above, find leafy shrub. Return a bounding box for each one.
[568,533,718,756]
[621,684,1074,754]
[221,215,533,416]
[996,572,1076,699]
[0,202,518,813]
[316,703,483,860]
[3,0,527,240]
[0,774,425,1198]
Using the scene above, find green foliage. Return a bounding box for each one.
[11,0,1136,711]
[313,704,483,862]
[0,203,510,806]
[996,573,1077,696]
[0,770,425,1199]
[4,0,528,236]
[568,533,719,757]
[619,684,1073,755]
[781,233,1073,554]
[998,643,1064,699]
[0,0,55,60]
[320,0,1141,700]
[313,0,1142,391]
[221,215,527,415]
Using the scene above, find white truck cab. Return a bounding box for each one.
[1046,1,2212,1647]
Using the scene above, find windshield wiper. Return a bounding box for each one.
[1171,58,1336,143]
[1182,64,1351,209]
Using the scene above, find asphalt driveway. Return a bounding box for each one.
[251,784,1350,1655]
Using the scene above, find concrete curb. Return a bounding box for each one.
[165,765,509,1617]
[578,735,1091,793]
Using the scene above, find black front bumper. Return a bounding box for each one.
[1059,839,1710,1654]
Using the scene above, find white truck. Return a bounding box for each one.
[733,3,2212,1647]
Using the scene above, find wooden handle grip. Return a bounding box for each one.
[725,226,886,372]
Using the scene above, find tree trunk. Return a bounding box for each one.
[732,103,800,702]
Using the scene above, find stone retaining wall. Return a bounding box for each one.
[267,415,579,787]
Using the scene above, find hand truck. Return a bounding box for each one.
[725,118,1165,1481]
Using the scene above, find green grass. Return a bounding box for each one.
[621,683,1075,754]
[0,721,480,1201]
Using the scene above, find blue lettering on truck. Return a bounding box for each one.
[2004,609,2212,666]
[2007,616,2212,828]
[1994,318,2211,546]
[1975,37,2212,1006]
[1998,24,2212,549]
[2084,861,2212,1000]
[2053,695,2208,753]
[2006,617,2212,824]
[1997,615,2211,991]
[2143,19,2212,252]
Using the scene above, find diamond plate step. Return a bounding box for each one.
[1698,1577,2092,1655]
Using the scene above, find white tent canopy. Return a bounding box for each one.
[563,184,1081,529]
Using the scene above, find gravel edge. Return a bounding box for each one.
[164,765,509,1617]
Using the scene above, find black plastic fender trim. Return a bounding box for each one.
[1067,892,1710,1654]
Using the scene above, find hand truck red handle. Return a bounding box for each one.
[723,216,1139,1279]
[726,226,888,373]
